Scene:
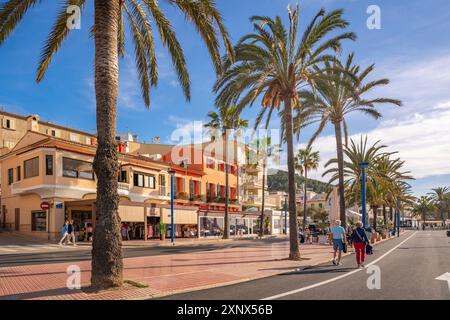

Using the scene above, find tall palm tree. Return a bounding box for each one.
[249,137,281,237]
[214,3,355,260]
[204,105,248,239]
[306,54,402,228]
[325,137,414,230]
[295,146,320,230]
[428,187,450,225]
[0,0,233,289]
[413,196,436,227]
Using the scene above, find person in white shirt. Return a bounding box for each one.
[330,220,347,266]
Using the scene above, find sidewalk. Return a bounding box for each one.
[0,232,406,300]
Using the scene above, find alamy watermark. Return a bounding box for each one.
[67,5,81,30]
[367,5,381,30]
[66,265,81,290]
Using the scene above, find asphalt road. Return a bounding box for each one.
[160,230,450,300]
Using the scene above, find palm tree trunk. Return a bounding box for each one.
[372,206,378,231]
[333,121,346,228]
[303,168,307,231]
[383,204,387,226]
[260,161,266,237]
[91,0,123,289]
[284,99,300,260]
[389,206,393,222]
[223,133,229,239]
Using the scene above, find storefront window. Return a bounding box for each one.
[31,211,46,231]
[63,158,94,180]
[199,216,224,237]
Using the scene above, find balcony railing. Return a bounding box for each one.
[118,182,130,191]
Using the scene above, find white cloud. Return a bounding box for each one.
[307,106,450,181]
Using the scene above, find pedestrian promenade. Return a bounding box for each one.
[0,233,405,300]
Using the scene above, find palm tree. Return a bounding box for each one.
[204,105,248,239]
[0,0,233,289]
[214,3,355,260]
[249,137,281,237]
[413,196,436,227]
[306,54,402,228]
[428,187,450,225]
[295,146,320,230]
[323,136,414,230]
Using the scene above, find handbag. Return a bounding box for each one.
[342,241,347,253]
[355,228,373,255]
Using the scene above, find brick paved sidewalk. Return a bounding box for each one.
[0,240,335,300]
[0,234,404,300]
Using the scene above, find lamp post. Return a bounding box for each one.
[396,198,401,237]
[359,162,369,228]
[168,170,176,244]
[284,194,288,235]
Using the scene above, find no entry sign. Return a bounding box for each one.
[40,202,50,210]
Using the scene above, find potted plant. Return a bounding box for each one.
[160,222,166,241]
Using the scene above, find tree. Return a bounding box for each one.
[249,137,281,237]
[204,105,248,239]
[323,136,414,230]
[306,53,402,228]
[413,196,436,227]
[1,0,233,289]
[428,187,450,224]
[214,3,355,260]
[295,146,320,230]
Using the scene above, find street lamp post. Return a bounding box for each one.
[284,194,288,235]
[168,170,176,245]
[396,198,401,237]
[359,162,369,228]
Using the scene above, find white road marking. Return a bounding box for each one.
[435,272,450,291]
[261,231,418,300]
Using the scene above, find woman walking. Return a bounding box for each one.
[350,222,370,268]
[58,220,69,246]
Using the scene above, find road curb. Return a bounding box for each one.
[141,230,410,300]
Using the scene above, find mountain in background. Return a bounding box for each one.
[266,169,329,194]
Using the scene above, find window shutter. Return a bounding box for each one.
[182,178,186,192]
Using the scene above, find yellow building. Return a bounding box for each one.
[0,131,200,240]
[0,111,96,155]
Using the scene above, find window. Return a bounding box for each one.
[24,157,39,179]
[69,133,79,142]
[8,168,13,185]
[119,170,128,183]
[86,137,92,145]
[16,166,21,181]
[31,211,47,231]
[46,155,53,175]
[319,203,323,208]
[206,158,215,169]
[3,118,15,130]
[133,172,155,189]
[63,157,94,180]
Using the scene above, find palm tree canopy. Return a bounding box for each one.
[295,145,320,175]
[305,53,402,147]
[0,0,235,107]
[323,136,414,208]
[213,3,356,130]
[204,105,249,137]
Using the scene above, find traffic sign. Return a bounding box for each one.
[40,201,50,210]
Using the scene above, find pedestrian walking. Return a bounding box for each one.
[58,220,69,246]
[67,220,77,246]
[350,222,370,268]
[331,220,347,266]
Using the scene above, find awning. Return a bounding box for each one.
[119,205,145,222]
[161,207,198,224]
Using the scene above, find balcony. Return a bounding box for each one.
[242,176,262,188]
[241,195,262,206]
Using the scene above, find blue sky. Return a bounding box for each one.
[1,0,450,195]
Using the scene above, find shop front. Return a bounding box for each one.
[160,206,198,238]
[198,211,261,238]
